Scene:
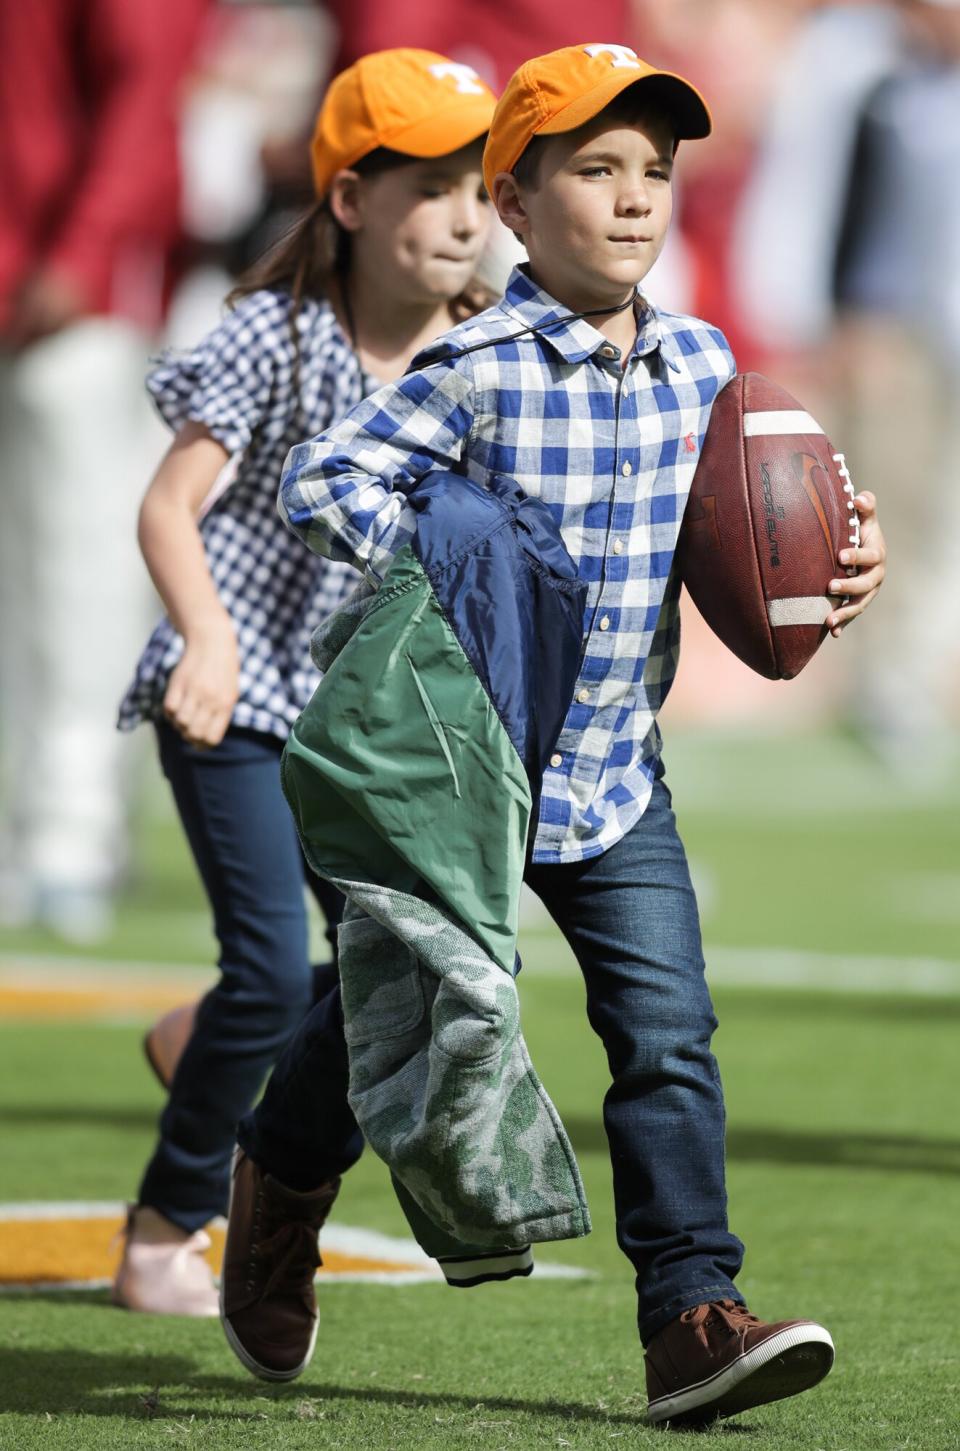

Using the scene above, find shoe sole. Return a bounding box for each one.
[220,1303,318,1382]
[142,1030,172,1092]
[218,1147,319,1383]
[143,1001,200,1092]
[646,1324,835,1426]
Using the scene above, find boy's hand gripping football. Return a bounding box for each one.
[827,491,886,636]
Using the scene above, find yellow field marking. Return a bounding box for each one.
[0,1204,592,1290]
[0,956,214,1022]
[0,984,202,1021]
[0,1213,425,1287]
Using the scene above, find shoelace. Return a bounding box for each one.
[255,1220,321,1303]
[679,1300,763,1349]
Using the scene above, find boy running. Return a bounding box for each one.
[221,44,886,1425]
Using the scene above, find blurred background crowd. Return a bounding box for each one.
[1,0,958,944]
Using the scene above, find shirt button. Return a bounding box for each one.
[600,345,618,359]
[577,688,590,704]
[612,539,624,554]
[599,615,611,631]
[621,461,633,476]
[550,752,562,768]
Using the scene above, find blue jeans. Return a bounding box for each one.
[138,722,343,1232]
[240,775,744,1343]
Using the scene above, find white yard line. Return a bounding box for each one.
[3,944,958,1004]
[0,952,213,986]
[3,1267,587,1290]
[704,946,960,995]
[0,1203,591,1289]
[522,943,960,995]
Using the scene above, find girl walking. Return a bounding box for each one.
[113,49,495,1315]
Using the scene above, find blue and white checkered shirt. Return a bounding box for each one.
[119,290,367,740]
[280,266,735,863]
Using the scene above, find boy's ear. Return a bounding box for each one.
[328,169,364,232]
[492,173,530,237]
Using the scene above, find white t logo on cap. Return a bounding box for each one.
[428,62,486,94]
[583,44,642,69]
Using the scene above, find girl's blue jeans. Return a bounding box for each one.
[239,771,745,1344]
[138,721,343,1231]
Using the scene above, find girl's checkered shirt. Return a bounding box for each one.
[119,290,368,740]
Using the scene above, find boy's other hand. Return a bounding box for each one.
[163,613,240,749]
[826,491,886,636]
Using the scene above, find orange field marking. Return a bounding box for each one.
[0,1204,591,1291]
[0,959,213,1022]
[0,1209,431,1288]
[0,985,203,1021]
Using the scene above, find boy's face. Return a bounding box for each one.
[496,113,675,309]
[348,141,491,304]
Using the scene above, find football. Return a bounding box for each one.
[675,372,860,680]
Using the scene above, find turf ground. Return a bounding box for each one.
[1,728,959,1450]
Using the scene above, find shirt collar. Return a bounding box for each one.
[500,265,682,373]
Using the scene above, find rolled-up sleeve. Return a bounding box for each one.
[146,290,292,454]
[279,356,475,586]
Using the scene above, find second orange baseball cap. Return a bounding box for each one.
[311,49,497,199]
[483,43,711,196]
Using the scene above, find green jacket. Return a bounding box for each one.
[282,473,591,1260]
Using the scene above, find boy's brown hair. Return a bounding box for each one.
[510,87,680,193]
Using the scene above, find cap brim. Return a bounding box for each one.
[381,93,495,160]
[537,68,711,142]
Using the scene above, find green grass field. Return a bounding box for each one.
[2,728,959,1450]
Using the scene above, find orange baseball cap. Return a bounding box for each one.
[483,43,711,195]
[311,49,497,198]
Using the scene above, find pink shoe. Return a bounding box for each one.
[112,1205,219,1317]
[143,1000,199,1089]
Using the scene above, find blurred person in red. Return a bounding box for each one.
[623,0,815,352]
[734,0,960,766]
[326,0,628,90]
[0,0,206,940]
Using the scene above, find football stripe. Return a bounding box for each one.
[767,596,833,627]
[742,410,825,437]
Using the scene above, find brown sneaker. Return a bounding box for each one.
[645,1300,835,1426]
[143,1000,199,1089]
[219,1148,340,1382]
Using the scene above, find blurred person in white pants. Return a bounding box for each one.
[0,0,205,940]
[734,0,960,767]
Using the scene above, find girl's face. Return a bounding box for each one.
[346,141,491,303]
